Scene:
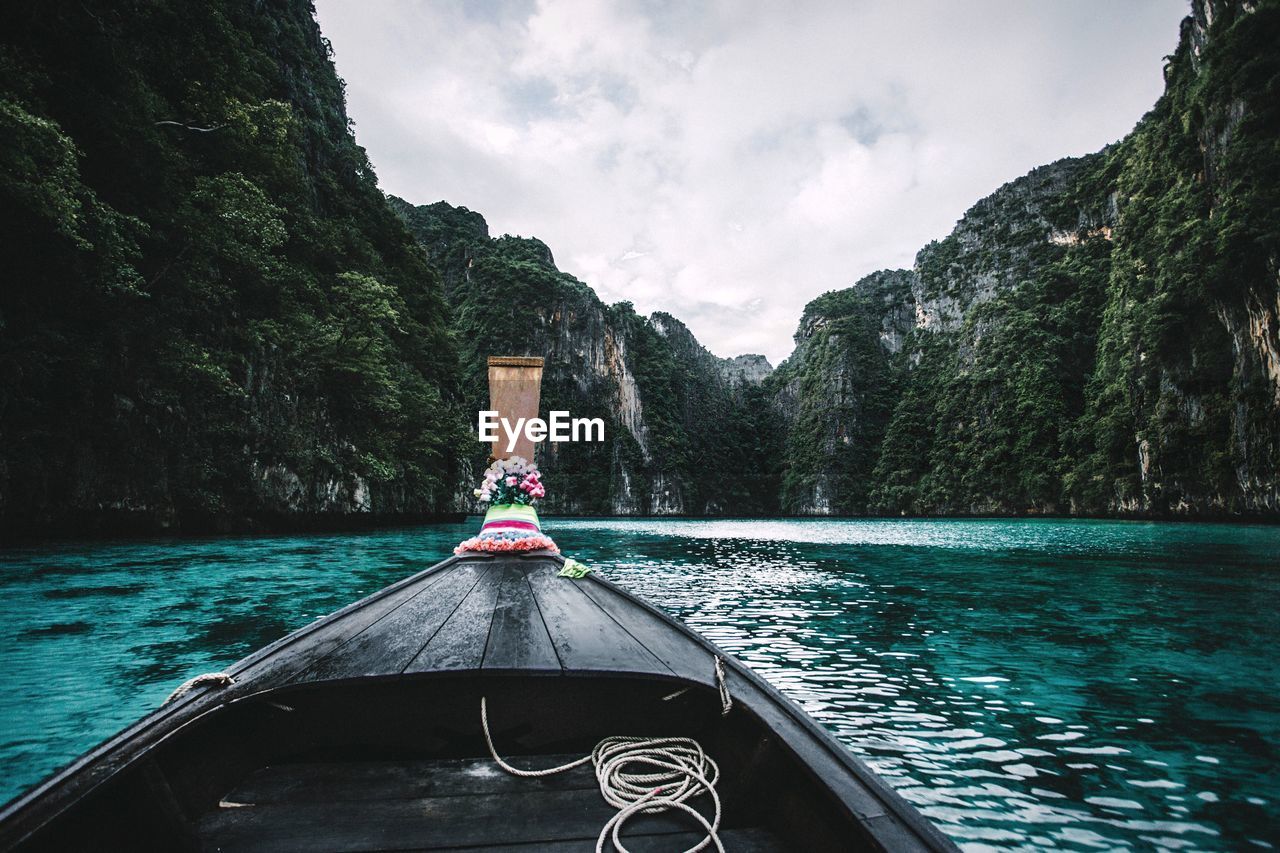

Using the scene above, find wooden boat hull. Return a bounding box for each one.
[0,553,957,852]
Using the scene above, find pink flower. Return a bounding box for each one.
[505,476,517,486]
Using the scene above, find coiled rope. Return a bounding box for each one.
[480,696,726,853]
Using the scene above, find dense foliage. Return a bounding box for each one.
[779,0,1278,518]
[769,275,906,514]
[1068,0,1280,514]
[1,0,466,535]
[392,199,784,515]
[3,0,1274,531]
[867,238,1113,515]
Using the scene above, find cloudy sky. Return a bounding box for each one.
[314,0,1187,364]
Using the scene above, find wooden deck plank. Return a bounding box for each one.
[524,564,672,675]
[296,563,490,682]
[196,788,714,852]
[403,567,502,673]
[224,756,596,805]
[577,576,716,685]
[233,566,455,690]
[481,563,561,671]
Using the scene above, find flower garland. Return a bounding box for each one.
[473,456,545,505]
[455,456,558,554]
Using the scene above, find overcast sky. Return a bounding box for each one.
[314,0,1187,364]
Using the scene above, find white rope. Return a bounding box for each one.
[480,696,594,777]
[163,672,234,705]
[481,697,725,853]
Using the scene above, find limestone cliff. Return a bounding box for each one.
[5,0,1273,534]
[769,271,913,514]
[391,199,784,516]
[775,0,1278,518]
[720,355,774,386]
[0,0,467,536]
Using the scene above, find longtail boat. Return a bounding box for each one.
[0,358,957,852]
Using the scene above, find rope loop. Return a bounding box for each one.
[164,672,234,705]
[481,697,725,853]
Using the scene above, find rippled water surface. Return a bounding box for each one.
[2,518,1277,850]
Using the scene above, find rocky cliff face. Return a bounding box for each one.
[775,0,1278,518]
[5,0,1272,534]
[720,354,774,386]
[1055,0,1277,517]
[391,199,784,516]
[769,271,913,514]
[399,0,1277,521]
[776,160,1112,516]
[0,0,467,536]
[910,159,1093,336]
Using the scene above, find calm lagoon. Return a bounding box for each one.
[1,518,1276,849]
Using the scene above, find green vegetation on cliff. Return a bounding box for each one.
[780,0,1278,518]
[390,199,783,515]
[1069,0,1280,514]
[869,236,1113,514]
[769,274,907,514]
[2,0,1274,531]
[1,0,466,534]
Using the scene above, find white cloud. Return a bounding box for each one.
[315,0,1186,363]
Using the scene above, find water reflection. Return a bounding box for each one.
[1,518,1277,850]
[552,519,1279,851]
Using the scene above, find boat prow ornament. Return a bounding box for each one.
[456,356,558,554]
[455,457,558,553]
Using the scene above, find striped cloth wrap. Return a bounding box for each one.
[454,503,559,554]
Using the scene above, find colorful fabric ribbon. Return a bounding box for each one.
[455,503,559,554]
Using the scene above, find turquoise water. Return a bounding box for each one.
[1,518,1276,850]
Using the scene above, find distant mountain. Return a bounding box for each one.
[720,354,774,386]
[389,198,784,515]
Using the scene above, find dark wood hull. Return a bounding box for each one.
[0,553,957,852]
